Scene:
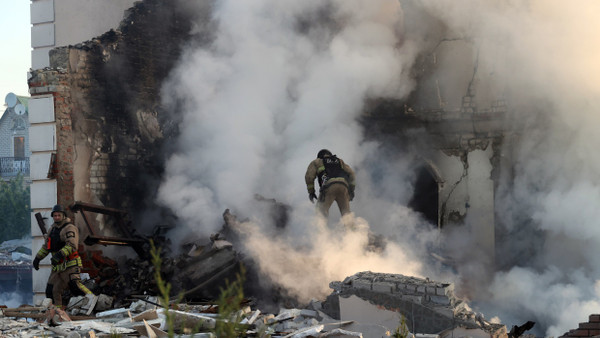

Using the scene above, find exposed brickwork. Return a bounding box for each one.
[560,314,600,338]
[29,69,76,208]
[28,0,201,222]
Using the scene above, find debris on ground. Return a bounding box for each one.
[8,208,514,337]
[0,271,511,337]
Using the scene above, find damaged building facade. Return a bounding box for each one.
[27,0,523,332]
[28,0,512,301]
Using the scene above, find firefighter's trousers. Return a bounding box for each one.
[318,183,351,218]
[47,265,92,306]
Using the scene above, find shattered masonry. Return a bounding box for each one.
[325,271,505,335]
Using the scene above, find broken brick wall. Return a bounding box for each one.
[29,69,75,211]
[28,0,201,235]
[560,314,600,338]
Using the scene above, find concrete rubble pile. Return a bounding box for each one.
[0,294,391,337]
[4,209,511,336]
[324,271,507,338]
[0,239,32,265]
[0,271,510,337]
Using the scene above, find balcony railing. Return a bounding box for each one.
[0,157,30,177]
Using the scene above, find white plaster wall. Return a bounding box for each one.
[31,0,137,71]
[30,180,57,209]
[53,0,137,46]
[431,148,495,261]
[30,183,56,303]
[30,210,53,237]
[433,151,468,222]
[28,96,55,123]
[29,124,55,151]
[30,0,54,24]
[30,153,52,180]
[31,47,52,69]
[31,23,55,48]
[466,148,495,255]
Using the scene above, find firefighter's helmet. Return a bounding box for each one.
[51,204,66,217]
[317,149,332,159]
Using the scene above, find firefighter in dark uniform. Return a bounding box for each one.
[305,149,356,218]
[32,204,92,307]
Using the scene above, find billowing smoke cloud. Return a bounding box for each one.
[411,0,600,336]
[159,0,436,306]
[158,0,600,335]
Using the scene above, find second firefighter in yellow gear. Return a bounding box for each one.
[305,149,356,218]
[32,204,92,307]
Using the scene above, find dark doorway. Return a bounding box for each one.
[409,166,439,226]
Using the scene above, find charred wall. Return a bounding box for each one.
[28,0,210,227]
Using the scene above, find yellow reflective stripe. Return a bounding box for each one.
[37,248,49,258]
[317,166,325,173]
[65,258,81,268]
[307,183,314,189]
[60,246,73,256]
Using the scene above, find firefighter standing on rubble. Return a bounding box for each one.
[32,204,92,307]
[305,149,356,218]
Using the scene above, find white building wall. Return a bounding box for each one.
[29,0,136,304]
[435,152,468,221]
[54,0,136,46]
[30,0,136,68]
[466,148,495,262]
[433,147,495,265]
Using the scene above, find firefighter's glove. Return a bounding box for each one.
[33,257,40,271]
[309,192,317,204]
[349,188,355,201]
[51,251,65,265]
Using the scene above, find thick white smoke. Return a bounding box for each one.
[158,0,600,335]
[413,0,600,336]
[159,0,436,305]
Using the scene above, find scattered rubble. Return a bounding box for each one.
[0,271,514,337]
[323,271,507,337]
[1,211,524,336]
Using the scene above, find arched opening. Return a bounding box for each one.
[409,165,440,227]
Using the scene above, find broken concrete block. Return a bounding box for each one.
[321,328,364,337]
[132,309,159,322]
[282,324,324,337]
[133,318,169,337]
[211,239,233,250]
[95,294,114,312]
[299,309,318,318]
[41,298,53,308]
[67,296,85,312]
[163,309,216,331]
[96,307,128,318]
[428,294,450,305]
[372,282,394,293]
[262,314,275,323]
[275,318,319,332]
[352,280,372,291]
[271,308,301,323]
[241,309,261,325]
[401,294,423,304]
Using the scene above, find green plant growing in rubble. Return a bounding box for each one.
[392,314,411,338]
[150,239,179,337]
[109,330,123,338]
[214,265,248,337]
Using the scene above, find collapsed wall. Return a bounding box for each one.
[324,271,506,335]
[28,0,202,228]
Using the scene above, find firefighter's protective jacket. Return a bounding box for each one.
[35,217,82,271]
[305,156,356,195]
